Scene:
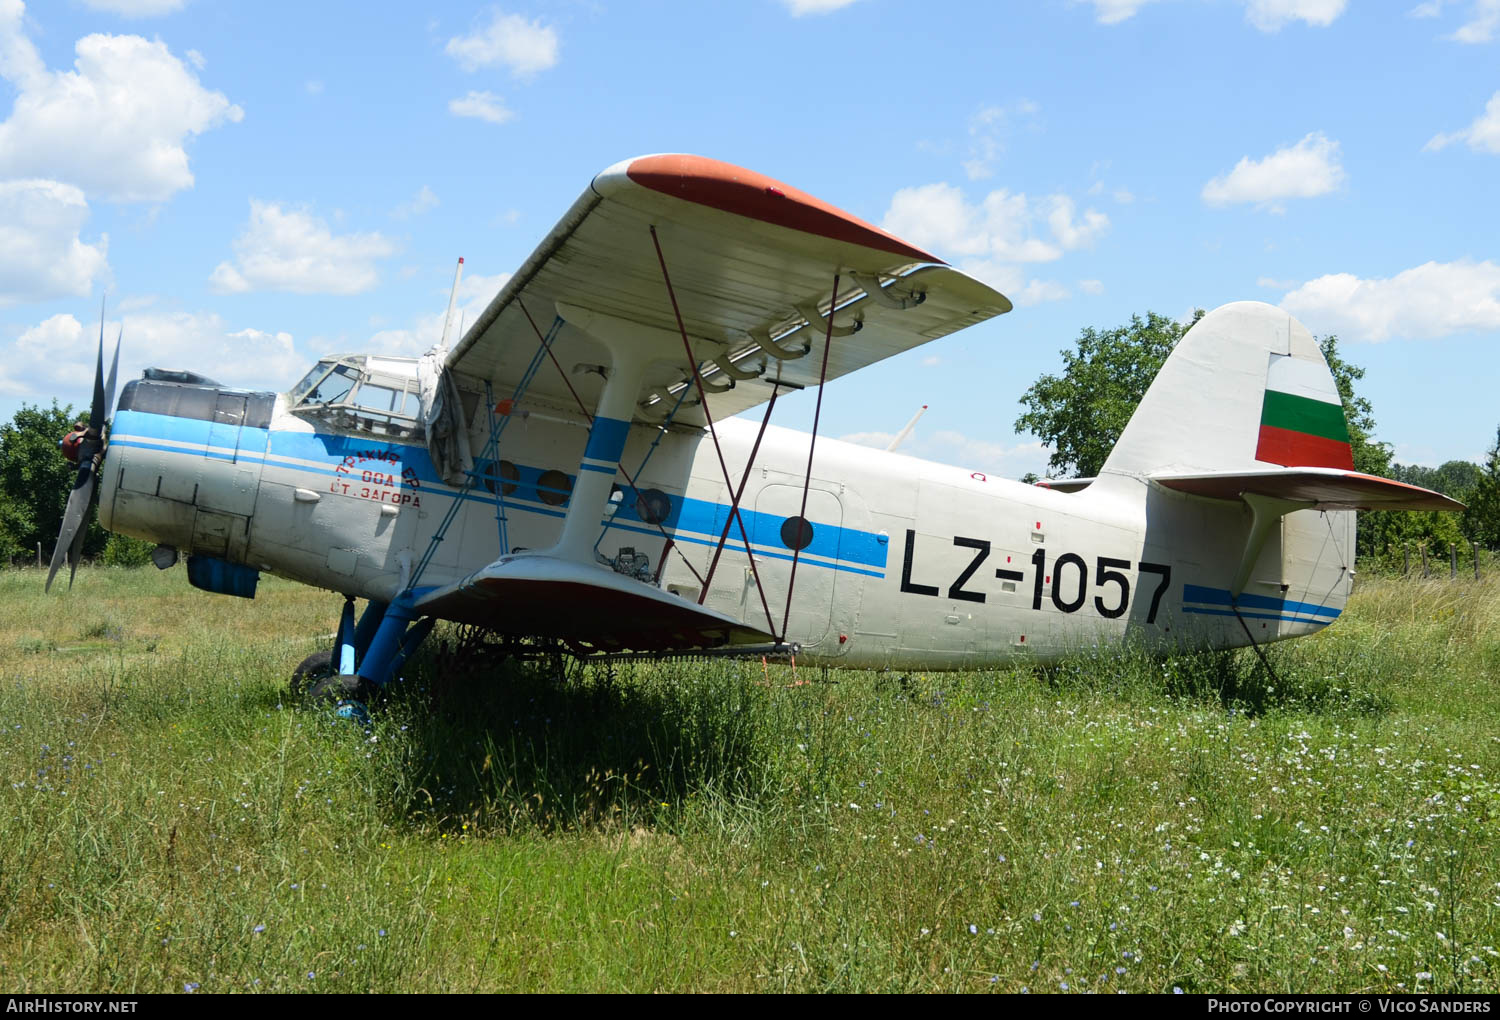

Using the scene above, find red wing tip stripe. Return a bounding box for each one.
[625,154,943,265]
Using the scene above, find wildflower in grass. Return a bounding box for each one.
[969,924,978,934]
[253,924,265,934]
[184,983,199,993]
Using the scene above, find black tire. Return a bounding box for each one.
[291,649,335,696]
[307,673,372,705]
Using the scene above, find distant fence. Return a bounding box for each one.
[1393,540,1485,581]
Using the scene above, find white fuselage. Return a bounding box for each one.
[101,392,1354,667]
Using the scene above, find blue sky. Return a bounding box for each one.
[2,0,1497,479]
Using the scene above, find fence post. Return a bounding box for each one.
[1420,544,1430,578]
[36,541,41,568]
[1452,546,1458,580]
[1402,543,1410,575]
[1476,541,1483,581]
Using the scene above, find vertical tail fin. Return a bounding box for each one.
[1100,301,1341,479]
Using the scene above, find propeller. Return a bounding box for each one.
[45,301,122,592]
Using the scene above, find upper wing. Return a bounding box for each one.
[447,154,1012,425]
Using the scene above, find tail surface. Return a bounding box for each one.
[1092,301,1458,644]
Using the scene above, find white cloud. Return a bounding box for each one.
[1279,259,1500,341]
[210,201,397,296]
[79,0,187,14]
[1450,0,1500,40]
[0,179,110,306]
[445,11,558,76]
[392,185,439,219]
[366,271,513,356]
[1081,0,1162,24]
[305,79,324,95]
[883,183,1108,263]
[1257,275,1300,289]
[961,100,1039,181]
[883,182,1104,308]
[1426,91,1500,153]
[1243,0,1346,30]
[1201,132,1345,209]
[448,90,515,125]
[782,0,861,13]
[1078,278,1104,295]
[185,48,204,68]
[0,309,306,399]
[840,428,1050,480]
[1410,1,1445,16]
[0,5,242,203]
[1087,0,1345,29]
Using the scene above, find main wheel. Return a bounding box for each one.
[290,649,335,696]
[307,674,373,726]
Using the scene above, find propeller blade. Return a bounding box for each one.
[104,327,121,421]
[45,459,98,592]
[88,297,107,431]
[46,299,112,592]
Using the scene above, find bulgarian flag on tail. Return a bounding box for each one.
[1255,354,1354,470]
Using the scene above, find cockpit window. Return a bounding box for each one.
[291,361,333,402]
[353,382,402,414]
[289,355,423,438]
[308,364,359,405]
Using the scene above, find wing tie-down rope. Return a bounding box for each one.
[516,297,708,589]
[650,224,780,639]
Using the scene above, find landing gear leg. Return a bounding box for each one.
[303,592,434,723]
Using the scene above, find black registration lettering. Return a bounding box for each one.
[900,529,940,597]
[1094,556,1131,619]
[947,537,990,604]
[1139,562,1172,624]
[1051,552,1088,613]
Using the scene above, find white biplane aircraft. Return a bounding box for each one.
[48,154,1460,709]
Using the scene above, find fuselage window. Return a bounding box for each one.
[483,460,520,496]
[537,469,573,506]
[780,515,814,551]
[635,487,672,525]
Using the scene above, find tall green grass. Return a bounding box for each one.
[0,566,1496,992]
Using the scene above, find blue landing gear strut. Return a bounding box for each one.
[308,591,433,723]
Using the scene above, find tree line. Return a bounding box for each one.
[2,313,1496,568]
[1014,311,1500,563]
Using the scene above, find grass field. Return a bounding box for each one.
[1,566,1497,993]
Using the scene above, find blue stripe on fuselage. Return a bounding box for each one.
[110,409,889,577]
[1182,583,1341,619]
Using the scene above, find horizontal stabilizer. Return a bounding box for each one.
[1152,467,1464,512]
[414,555,774,652]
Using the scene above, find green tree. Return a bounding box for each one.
[1014,310,1200,478]
[1466,426,1500,550]
[1014,313,1410,556]
[0,402,109,567]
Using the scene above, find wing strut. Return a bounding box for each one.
[780,275,840,639]
[516,297,709,589]
[650,225,780,639]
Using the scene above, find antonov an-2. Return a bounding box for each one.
[49,154,1460,708]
